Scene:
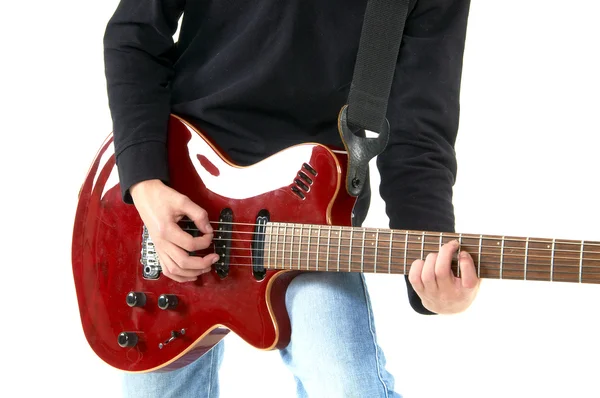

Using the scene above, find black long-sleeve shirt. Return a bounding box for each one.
[103,0,471,315]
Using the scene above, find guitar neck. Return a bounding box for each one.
[264,222,600,284]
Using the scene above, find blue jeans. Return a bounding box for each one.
[122,272,400,397]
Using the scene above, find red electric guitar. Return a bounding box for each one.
[72,114,600,373]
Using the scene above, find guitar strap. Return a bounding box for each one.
[338,0,411,196]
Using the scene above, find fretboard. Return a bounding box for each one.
[263,222,600,284]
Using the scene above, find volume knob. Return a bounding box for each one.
[126,291,147,307]
[117,332,138,348]
[158,294,178,310]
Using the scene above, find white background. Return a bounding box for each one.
[2,1,600,397]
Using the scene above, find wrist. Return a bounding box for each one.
[130,179,164,201]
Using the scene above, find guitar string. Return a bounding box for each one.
[169,257,600,280]
[212,255,600,274]
[149,223,600,278]
[163,237,600,277]
[182,221,600,249]
[182,228,600,258]
[184,250,600,274]
[205,235,596,255]
[198,235,600,259]
[207,253,598,273]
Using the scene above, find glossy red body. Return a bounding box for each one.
[72,115,356,372]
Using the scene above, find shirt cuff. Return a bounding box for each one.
[115,140,170,204]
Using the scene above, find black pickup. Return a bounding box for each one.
[214,208,233,278]
[252,210,270,280]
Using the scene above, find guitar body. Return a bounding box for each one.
[72,115,356,372]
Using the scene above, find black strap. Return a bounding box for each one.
[338,0,410,196]
[347,0,410,133]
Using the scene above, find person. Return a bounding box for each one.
[103,0,479,396]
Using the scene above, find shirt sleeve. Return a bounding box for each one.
[103,0,186,203]
[376,0,471,314]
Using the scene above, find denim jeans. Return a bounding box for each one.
[122,172,401,397]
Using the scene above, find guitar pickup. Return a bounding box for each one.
[252,210,270,281]
[214,208,233,278]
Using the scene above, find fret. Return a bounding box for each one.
[290,224,295,270]
[439,231,448,274]
[374,229,379,273]
[479,236,502,279]
[553,239,582,283]
[283,224,288,268]
[403,230,408,274]
[499,236,505,279]
[348,228,353,272]
[288,223,293,268]
[290,225,296,270]
[457,233,463,277]
[293,226,299,270]
[550,238,556,282]
[266,224,272,269]
[287,224,292,270]
[306,225,311,271]
[282,225,288,269]
[298,225,303,270]
[316,226,321,271]
[337,227,342,272]
[273,224,280,266]
[280,224,285,269]
[477,234,482,278]
[361,228,366,273]
[579,240,584,283]
[421,232,441,268]
[459,234,477,277]
[388,230,393,274]
[524,237,530,281]
[500,235,527,280]
[523,238,554,281]
[326,227,332,271]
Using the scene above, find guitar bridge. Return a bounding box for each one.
[141,225,161,279]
